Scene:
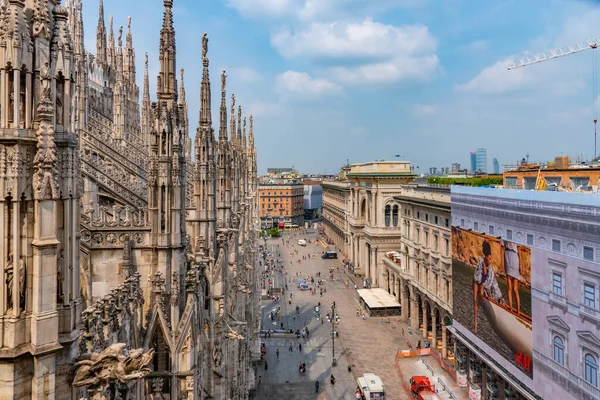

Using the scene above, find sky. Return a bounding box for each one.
[82,0,600,174]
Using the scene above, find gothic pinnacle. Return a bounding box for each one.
[219,70,228,142]
[158,0,177,99]
[237,105,242,144]
[199,33,212,127]
[96,0,107,63]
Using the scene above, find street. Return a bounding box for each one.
[254,233,465,400]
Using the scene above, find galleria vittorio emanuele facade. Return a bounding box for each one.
[0,0,260,399]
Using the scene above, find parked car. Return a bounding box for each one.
[321,251,338,259]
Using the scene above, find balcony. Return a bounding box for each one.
[548,290,568,310]
[535,349,600,399]
[382,255,410,280]
[579,304,600,325]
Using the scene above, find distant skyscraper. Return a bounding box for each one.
[476,148,487,173]
[429,167,438,176]
[451,163,461,173]
[470,152,477,173]
[493,158,500,174]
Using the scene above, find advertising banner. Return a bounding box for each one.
[452,226,533,377]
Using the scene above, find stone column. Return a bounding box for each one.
[0,69,5,128]
[431,310,437,350]
[13,70,20,129]
[422,301,427,338]
[401,283,409,321]
[0,202,5,314]
[442,325,447,358]
[410,297,418,330]
[25,72,32,129]
[11,200,21,317]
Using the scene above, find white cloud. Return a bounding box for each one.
[227,0,424,21]
[271,19,437,60]
[331,55,438,84]
[275,70,342,97]
[225,0,294,18]
[226,67,264,84]
[246,100,285,117]
[413,104,438,116]
[457,39,489,53]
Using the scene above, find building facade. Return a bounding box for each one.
[258,184,304,229]
[302,181,322,222]
[476,148,488,173]
[0,1,260,399]
[346,161,416,286]
[321,180,351,256]
[451,187,600,400]
[381,184,454,362]
[471,152,477,174]
[503,162,600,191]
[493,158,500,174]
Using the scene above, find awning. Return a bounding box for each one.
[357,288,400,309]
[278,222,284,227]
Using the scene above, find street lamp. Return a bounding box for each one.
[331,304,337,366]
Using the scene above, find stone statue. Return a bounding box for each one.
[18,257,25,310]
[55,80,63,124]
[57,249,64,303]
[118,26,123,48]
[72,343,154,389]
[202,32,208,60]
[40,62,51,100]
[5,254,14,310]
[221,70,226,93]
[231,94,235,116]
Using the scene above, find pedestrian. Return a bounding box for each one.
[265,361,268,370]
[362,313,365,320]
[258,376,262,386]
[299,343,302,351]
[315,381,320,393]
[276,349,280,359]
[289,343,293,352]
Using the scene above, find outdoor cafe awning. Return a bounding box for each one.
[357,288,400,310]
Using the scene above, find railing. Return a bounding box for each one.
[437,377,458,400]
[421,358,435,376]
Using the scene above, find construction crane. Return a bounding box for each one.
[508,37,600,159]
[507,37,600,70]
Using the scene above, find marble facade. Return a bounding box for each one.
[0,1,260,399]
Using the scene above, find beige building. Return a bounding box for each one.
[381,184,453,360]
[321,180,351,256]
[346,161,416,285]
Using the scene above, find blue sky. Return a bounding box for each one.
[82,0,600,174]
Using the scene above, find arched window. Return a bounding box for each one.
[553,336,564,365]
[392,205,399,227]
[384,205,391,227]
[585,354,598,386]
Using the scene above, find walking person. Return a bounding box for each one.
[265,360,268,371]
[289,343,293,352]
[276,349,280,360]
[315,380,320,393]
[299,343,302,351]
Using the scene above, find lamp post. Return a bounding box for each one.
[331,304,337,366]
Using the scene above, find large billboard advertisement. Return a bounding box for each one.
[452,226,533,377]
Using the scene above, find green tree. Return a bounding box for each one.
[267,227,281,237]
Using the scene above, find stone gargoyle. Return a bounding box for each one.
[72,343,154,388]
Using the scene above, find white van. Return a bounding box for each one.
[357,373,385,399]
[297,239,307,246]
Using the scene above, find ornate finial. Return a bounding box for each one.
[221,70,227,94]
[250,115,253,129]
[109,15,113,31]
[231,94,235,115]
[243,117,247,131]
[238,105,242,120]
[145,52,148,69]
[128,16,131,30]
[180,67,184,82]
[164,0,173,7]
[202,32,208,60]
